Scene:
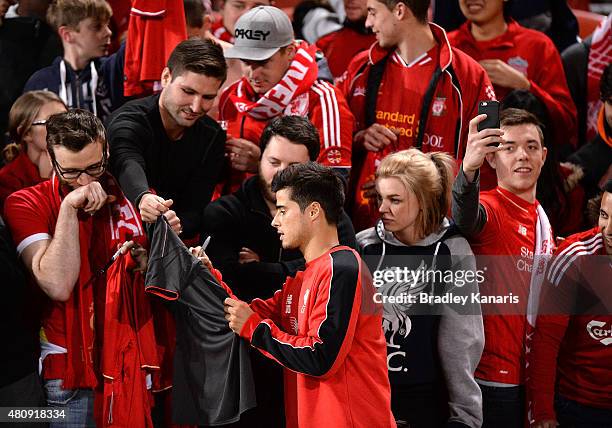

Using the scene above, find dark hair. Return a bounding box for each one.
[501,90,549,136]
[184,0,205,28]
[586,183,612,227]
[500,107,545,144]
[260,116,320,161]
[271,162,344,225]
[601,63,612,102]
[379,0,429,23]
[46,109,106,153]
[167,38,227,82]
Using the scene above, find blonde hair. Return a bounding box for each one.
[47,0,112,31]
[376,149,455,237]
[4,91,66,163]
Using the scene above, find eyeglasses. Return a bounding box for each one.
[31,119,47,126]
[49,144,108,180]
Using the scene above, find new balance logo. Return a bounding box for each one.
[518,224,527,236]
[234,29,271,41]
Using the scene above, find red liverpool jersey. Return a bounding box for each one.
[470,187,540,385]
[528,228,612,422]
[341,23,496,231]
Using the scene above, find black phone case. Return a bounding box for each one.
[477,101,500,131]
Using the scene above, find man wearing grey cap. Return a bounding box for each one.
[217,5,355,194]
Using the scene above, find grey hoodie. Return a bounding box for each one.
[357,218,485,428]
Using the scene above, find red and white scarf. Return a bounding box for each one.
[526,205,554,328]
[52,173,146,389]
[228,41,319,120]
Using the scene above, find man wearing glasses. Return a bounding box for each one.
[3,109,146,426]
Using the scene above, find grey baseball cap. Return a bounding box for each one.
[225,6,294,61]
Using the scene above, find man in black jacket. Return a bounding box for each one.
[202,115,356,427]
[107,38,227,241]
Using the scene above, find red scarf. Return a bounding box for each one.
[55,174,146,389]
[228,42,318,120]
[587,15,612,142]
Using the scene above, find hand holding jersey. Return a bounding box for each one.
[138,193,182,234]
[225,298,255,333]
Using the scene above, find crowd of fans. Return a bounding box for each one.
[0,0,610,427]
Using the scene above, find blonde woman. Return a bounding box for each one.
[357,148,484,428]
[0,91,66,210]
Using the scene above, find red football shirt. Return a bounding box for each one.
[528,228,612,422]
[470,187,539,385]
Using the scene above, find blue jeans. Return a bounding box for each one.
[479,384,525,428]
[555,394,612,428]
[44,378,95,428]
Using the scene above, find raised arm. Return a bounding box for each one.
[452,114,503,238]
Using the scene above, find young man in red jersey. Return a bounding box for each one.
[221,162,395,428]
[448,0,577,148]
[452,108,554,428]
[527,180,612,428]
[340,0,495,232]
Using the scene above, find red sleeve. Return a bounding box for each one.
[528,37,578,148]
[242,288,285,329]
[241,250,362,378]
[3,186,53,254]
[309,81,354,169]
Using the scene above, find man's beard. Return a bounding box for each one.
[258,173,276,205]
